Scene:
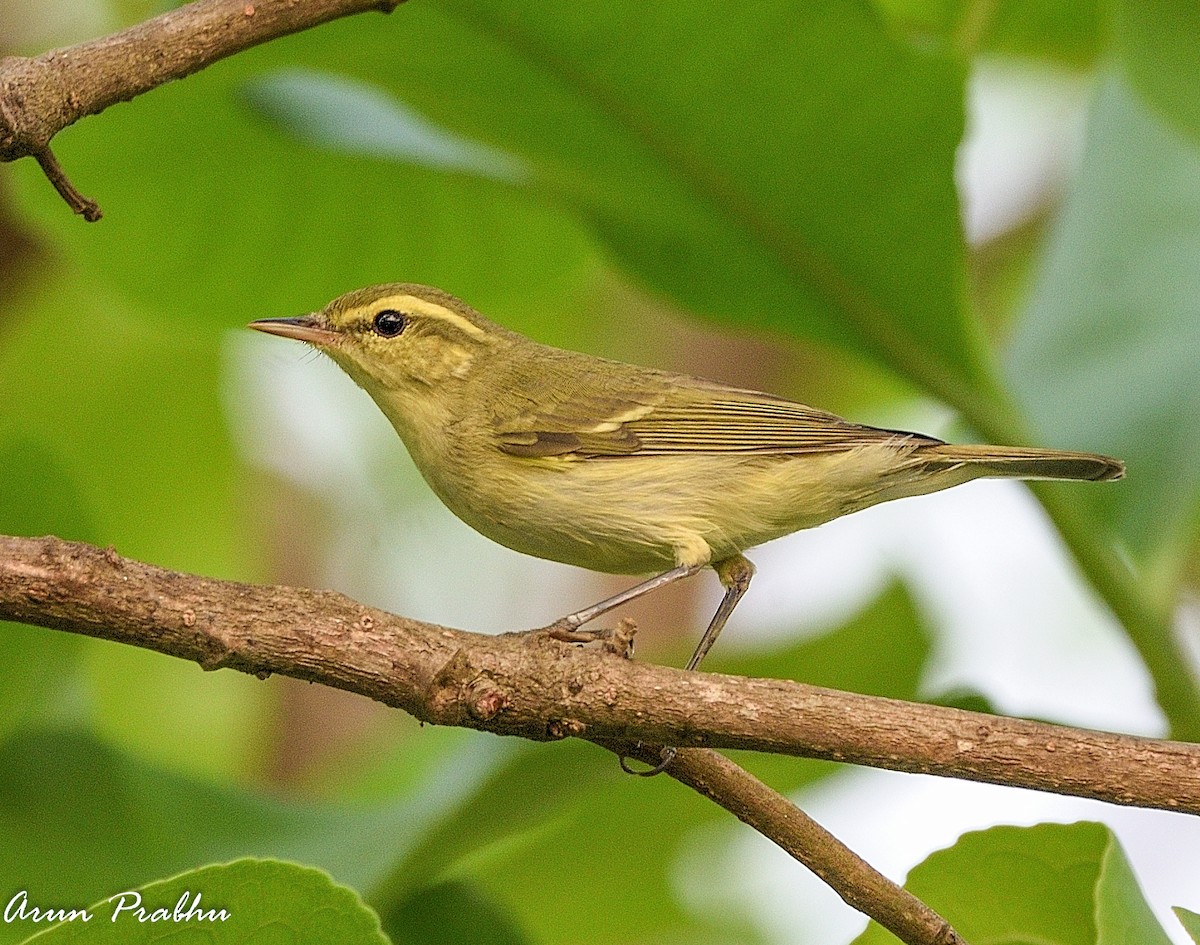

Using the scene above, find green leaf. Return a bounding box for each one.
[370,739,761,945]
[383,880,530,945]
[250,2,985,401]
[1175,907,1200,943]
[851,822,1172,945]
[868,0,962,44]
[0,278,249,580]
[8,26,599,334]
[0,725,499,945]
[242,68,529,182]
[717,582,928,698]
[979,0,1109,64]
[1007,72,1200,595]
[872,0,1109,64]
[1094,836,1174,945]
[0,276,273,779]
[14,859,388,945]
[0,437,97,544]
[0,621,81,747]
[1118,0,1200,143]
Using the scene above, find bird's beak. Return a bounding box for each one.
[247,316,339,346]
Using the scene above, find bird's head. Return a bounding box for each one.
[249,283,507,398]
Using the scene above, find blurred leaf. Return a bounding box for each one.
[718,582,927,697]
[870,0,1108,64]
[1007,73,1200,595]
[924,687,998,715]
[0,725,501,945]
[0,276,248,579]
[982,0,1109,65]
[8,28,599,335]
[16,859,388,945]
[83,643,272,783]
[1118,0,1200,143]
[717,582,931,786]
[967,206,1053,340]
[364,740,680,942]
[0,619,81,749]
[371,739,760,945]
[243,69,528,182]
[869,0,961,42]
[0,274,272,779]
[383,881,530,945]
[0,437,96,543]
[0,437,93,743]
[1176,907,1200,943]
[251,2,985,401]
[852,821,1171,944]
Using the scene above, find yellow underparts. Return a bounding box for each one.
[426,440,961,575]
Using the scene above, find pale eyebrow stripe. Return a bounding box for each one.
[375,294,486,338]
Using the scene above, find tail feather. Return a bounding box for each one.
[918,443,1125,483]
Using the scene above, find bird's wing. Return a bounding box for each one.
[495,390,653,457]
[496,378,940,459]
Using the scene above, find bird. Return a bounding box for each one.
[250,283,1123,771]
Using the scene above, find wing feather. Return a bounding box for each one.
[495,377,940,459]
[625,394,940,455]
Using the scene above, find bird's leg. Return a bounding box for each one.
[543,563,704,643]
[685,554,755,671]
[620,554,756,777]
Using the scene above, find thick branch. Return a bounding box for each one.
[2,535,1198,816]
[2,536,975,945]
[0,0,402,217]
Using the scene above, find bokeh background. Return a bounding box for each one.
[2,0,1200,942]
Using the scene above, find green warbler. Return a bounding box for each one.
[250,283,1122,705]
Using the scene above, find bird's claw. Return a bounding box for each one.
[619,745,676,777]
[542,616,637,659]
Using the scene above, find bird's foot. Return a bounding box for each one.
[619,745,676,777]
[542,616,637,659]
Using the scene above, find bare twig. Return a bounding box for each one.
[615,742,965,944]
[32,146,101,219]
[0,0,403,218]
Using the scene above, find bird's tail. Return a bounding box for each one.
[917,443,1125,482]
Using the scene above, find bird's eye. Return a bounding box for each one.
[372,309,407,337]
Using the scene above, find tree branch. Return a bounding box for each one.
[6,534,1200,945]
[613,742,964,944]
[0,0,403,219]
[2,535,1198,814]
[3,535,976,945]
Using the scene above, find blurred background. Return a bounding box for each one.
[2,0,1199,942]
